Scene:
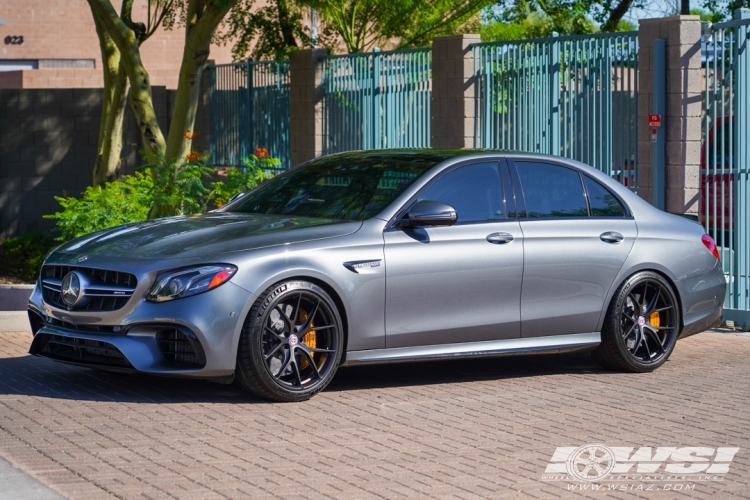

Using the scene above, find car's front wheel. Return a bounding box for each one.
[593,271,680,372]
[236,280,344,402]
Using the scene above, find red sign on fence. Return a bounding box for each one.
[648,114,662,128]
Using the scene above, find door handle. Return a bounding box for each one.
[600,231,624,243]
[486,232,514,244]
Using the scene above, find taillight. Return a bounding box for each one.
[701,234,720,260]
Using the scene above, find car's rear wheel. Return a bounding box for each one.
[593,271,680,372]
[236,280,344,402]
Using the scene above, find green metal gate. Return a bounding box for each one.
[208,60,290,170]
[321,48,431,154]
[702,9,750,322]
[472,32,639,188]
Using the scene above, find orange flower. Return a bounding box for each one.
[254,147,269,158]
[184,130,198,140]
[186,151,202,161]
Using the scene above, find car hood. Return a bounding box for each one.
[55,213,363,260]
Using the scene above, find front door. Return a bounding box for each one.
[384,161,524,348]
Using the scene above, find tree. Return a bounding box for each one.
[221,0,495,60]
[87,0,235,217]
[484,0,641,41]
[89,1,174,185]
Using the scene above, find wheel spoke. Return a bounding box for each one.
[622,312,638,325]
[273,353,292,378]
[640,331,652,358]
[641,283,650,312]
[294,293,303,326]
[621,323,637,341]
[627,293,642,314]
[301,300,321,331]
[291,357,303,387]
[264,326,285,341]
[274,305,293,329]
[308,347,336,354]
[304,324,336,332]
[299,348,321,378]
[643,327,666,351]
[645,284,661,314]
[655,305,674,312]
[264,342,285,360]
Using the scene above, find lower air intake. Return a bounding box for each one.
[156,328,206,368]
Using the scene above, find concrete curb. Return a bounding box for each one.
[0,312,30,332]
[0,285,33,311]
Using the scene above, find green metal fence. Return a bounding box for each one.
[472,32,639,188]
[321,48,431,154]
[209,60,290,172]
[702,10,750,322]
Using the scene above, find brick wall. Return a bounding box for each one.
[0,84,211,240]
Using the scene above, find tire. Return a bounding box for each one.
[236,280,344,402]
[593,271,681,373]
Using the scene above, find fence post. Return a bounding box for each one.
[208,65,216,162]
[289,48,327,167]
[372,48,381,150]
[637,15,702,214]
[549,33,560,156]
[432,34,481,149]
[652,39,666,210]
[244,59,254,159]
[735,8,750,312]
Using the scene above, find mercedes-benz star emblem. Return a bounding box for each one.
[61,272,82,307]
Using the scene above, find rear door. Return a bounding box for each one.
[509,159,637,337]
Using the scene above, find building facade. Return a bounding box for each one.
[0,0,235,88]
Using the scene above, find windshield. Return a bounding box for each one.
[227,153,444,220]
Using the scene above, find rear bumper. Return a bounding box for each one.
[676,260,726,340]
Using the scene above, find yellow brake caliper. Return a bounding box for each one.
[298,310,317,369]
[649,311,660,330]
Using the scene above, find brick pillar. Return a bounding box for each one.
[637,16,702,214]
[431,34,480,149]
[289,48,326,167]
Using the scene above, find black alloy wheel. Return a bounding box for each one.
[237,281,344,402]
[594,271,680,372]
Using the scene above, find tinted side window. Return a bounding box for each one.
[516,162,588,218]
[584,177,626,217]
[417,162,504,224]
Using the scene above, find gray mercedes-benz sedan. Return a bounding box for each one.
[28,150,726,401]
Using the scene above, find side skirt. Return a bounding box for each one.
[341,332,600,367]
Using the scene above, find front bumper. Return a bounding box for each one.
[28,281,254,378]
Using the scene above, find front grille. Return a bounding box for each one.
[156,328,206,368]
[42,265,137,311]
[39,334,132,367]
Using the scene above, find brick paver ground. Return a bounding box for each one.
[0,330,748,499]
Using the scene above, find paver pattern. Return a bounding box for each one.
[0,330,748,499]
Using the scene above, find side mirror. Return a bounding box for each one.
[404,200,457,227]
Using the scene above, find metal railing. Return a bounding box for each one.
[702,10,750,319]
[321,48,431,154]
[472,32,639,188]
[208,60,290,172]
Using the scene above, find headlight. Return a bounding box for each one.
[147,265,237,302]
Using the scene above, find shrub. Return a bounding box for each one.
[44,148,280,243]
[210,154,272,207]
[1,232,57,282]
[44,170,153,242]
